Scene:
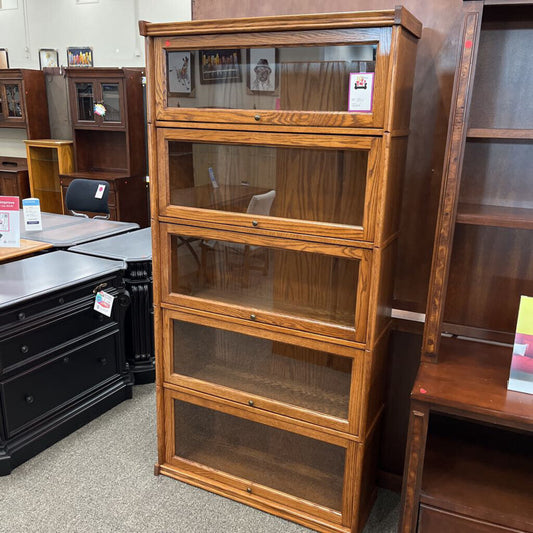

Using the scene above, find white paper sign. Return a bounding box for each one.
[0,196,20,247]
[95,184,106,199]
[94,290,114,317]
[22,198,43,231]
[348,72,375,113]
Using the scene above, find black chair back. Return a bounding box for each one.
[65,179,110,219]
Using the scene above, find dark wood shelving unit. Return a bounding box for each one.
[61,68,149,227]
[400,2,533,532]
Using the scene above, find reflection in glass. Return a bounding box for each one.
[5,84,22,117]
[171,234,359,330]
[168,141,368,227]
[102,83,121,122]
[173,320,352,419]
[167,44,377,112]
[76,83,94,121]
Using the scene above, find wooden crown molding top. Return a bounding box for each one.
[23,139,73,147]
[139,7,422,39]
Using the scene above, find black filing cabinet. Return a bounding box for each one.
[0,251,133,475]
[69,227,154,384]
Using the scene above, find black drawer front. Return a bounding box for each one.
[2,332,120,437]
[0,274,122,327]
[0,305,115,375]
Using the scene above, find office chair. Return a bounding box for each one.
[200,190,276,287]
[65,178,111,219]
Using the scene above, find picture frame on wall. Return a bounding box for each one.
[0,49,9,69]
[39,49,59,69]
[199,49,241,84]
[247,48,279,95]
[167,51,195,96]
[67,47,93,67]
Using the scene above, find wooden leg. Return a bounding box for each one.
[398,401,429,533]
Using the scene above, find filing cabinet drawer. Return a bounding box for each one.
[2,331,120,438]
[0,306,115,376]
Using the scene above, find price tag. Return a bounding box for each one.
[22,198,43,231]
[0,196,20,247]
[95,183,106,199]
[348,72,375,113]
[94,290,114,317]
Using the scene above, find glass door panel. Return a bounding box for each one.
[172,319,353,421]
[166,44,376,114]
[173,398,347,511]
[101,82,121,122]
[5,83,23,118]
[170,233,359,335]
[166,141,368,228]
[76,82,94,121]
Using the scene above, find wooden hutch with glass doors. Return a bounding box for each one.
[141,8,421,533]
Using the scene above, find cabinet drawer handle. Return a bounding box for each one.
[20,345,29,354]
[93,282,108,294]
[248,400,254,407]
[18,312,26,321]
[58,297,65,305]
[246,487,252,493]
[252,220,258,227]
[250,314,256,321]
[63,356,70,364]
[25,394,34,404]
[99,357,108,366]
[254,114,260,121]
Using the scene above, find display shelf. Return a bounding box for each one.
[420,415,533,532]
[171,319,352,420]
[466,127,533,140]
[456,202,533,229]
[24,140,73,214]
[173,398,346,512]
[412,336,532,428]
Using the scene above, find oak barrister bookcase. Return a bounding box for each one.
[141,8,421,532]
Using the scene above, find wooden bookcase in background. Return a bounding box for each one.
[0,69,51,200]
[141,9,421,533]
[399,2,533,532]
[0,69,50,139]
[24,139,73,214]
[60,68,149,226]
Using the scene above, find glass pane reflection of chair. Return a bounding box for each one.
[65,178,110,219]
[201,190,276,288]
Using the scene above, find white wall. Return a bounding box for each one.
[0,0,191,69]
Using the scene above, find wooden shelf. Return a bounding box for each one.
[466,127,533,140]
[456,202,533,229]
[175,401,346,512]
[412,336,533,431]
[421,416,533,531]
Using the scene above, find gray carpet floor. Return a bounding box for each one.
[0,384,400,533]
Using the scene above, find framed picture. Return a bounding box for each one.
[247,48,279,95]
[167,51,195,96]
[39,49,59,69]
[199,49,241,85]
[67,47,93,67]
[0,49,9,69]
